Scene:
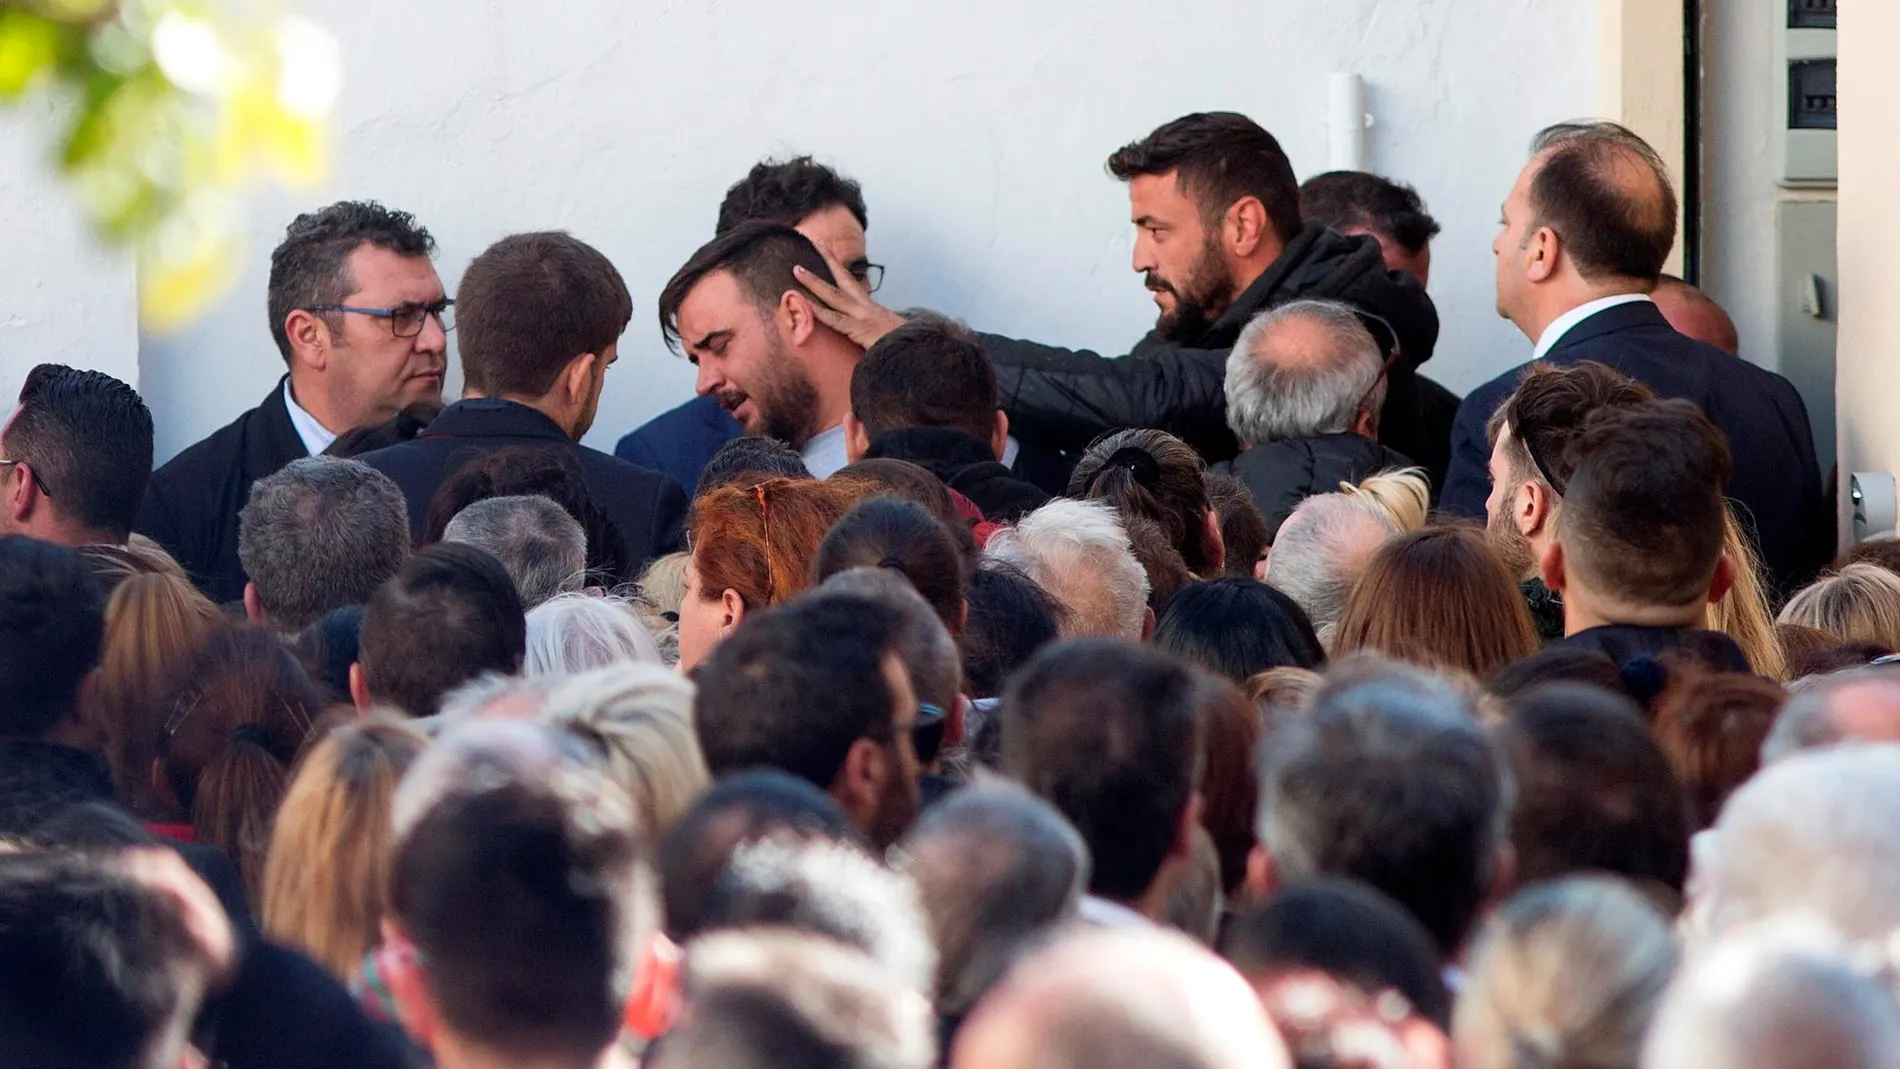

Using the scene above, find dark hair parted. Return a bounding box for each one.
[659,222,836,352]
[267,200,436,361]
[716,156,868,234]
[813,497,968,637]
[1068,428,1218,575]
[7,364,153,540]
[1154,577,1325,683]
[1000,640,1204,902]
[1108,111,1303,243]
[358,543,527,717]
[1560,400,1734,609]
[0,535,104,738]
[1491,360,1656,495]
[1299,171,1441,254]
[456,231,632,398]
[850,315,998,444]
[1528,121,1677,283]
[1333,527,1540,681]
[423,445,633,588]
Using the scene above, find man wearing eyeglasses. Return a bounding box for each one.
[137,201,448,603]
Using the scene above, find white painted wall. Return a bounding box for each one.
[123,0,1599,461]
[0,102,139,408]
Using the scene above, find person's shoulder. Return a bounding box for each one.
[578,443,685,493]
[149,403,265,483]
[633,394,730,436]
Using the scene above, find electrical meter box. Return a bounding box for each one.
[1777,0,1837,185]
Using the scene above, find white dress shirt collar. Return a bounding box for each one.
[801,423,850,479]
[282,379,337,457]
[1530,293,1654,361]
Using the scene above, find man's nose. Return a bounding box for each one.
[416,314,449,353]
[695,361,721,396]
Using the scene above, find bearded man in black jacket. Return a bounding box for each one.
[794,112,1453,489]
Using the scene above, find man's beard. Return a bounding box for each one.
[1486,502,1538,581]
[1148,235,1237,344]
[733,340,822,447]
[864,754,919,850]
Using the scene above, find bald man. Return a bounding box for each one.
[1442,120,1829,595]
[951,927,1290,1069]
[1652,275,1740,355]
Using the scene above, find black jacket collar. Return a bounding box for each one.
[420,398,571,443]
[1546,299,1672,354]
[259,376,311,467]
[0,739,114,838]
[1556,623,1753,674]
[865,427,1000,472]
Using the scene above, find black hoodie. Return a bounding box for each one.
[978,225,1452,485]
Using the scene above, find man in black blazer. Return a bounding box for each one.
[1441,121,1830,592]
[358,232,687,578]
[137,202,449,603]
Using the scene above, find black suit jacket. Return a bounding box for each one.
[1441,301,1831,592]
[357,398,688,576]
[137,378,308,603]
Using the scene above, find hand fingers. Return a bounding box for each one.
[808,242,869,300]
[793,264,856,313]
[804,300,854,334]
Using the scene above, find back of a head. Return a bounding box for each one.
[814,496,968,636]
[852,315,999,445]
[715,155,867,234]
[1000,640,1203,904]
[5,364,153,541]
[0,851,215,1069]
[1264,493,1397,641]
[1333,526,1539,681]
[1559,400,1733,615]
[389,719,643,1065]
[899,785,1089,1015]
[1221,877,1450,1028]
[693,592,905,786]
[1258,657,1503,956]
[698,435,813,495]
[442,494,587,609]
[1492,360,1657,509]
[819,568,962,722]
[1764,664,1900,762]
[654,930,933,1069]
[0,535,103,739]
[238,456,411,631]
[690,476,865,611]
[1497,684,1690,895]
[1067,429,1216,576]
[660,221,836,354]
[659,769,861,942]
[1457,877,1676,1069]
[456,230,632,400]
[1703,743,1900,943]
[1204,473,1270,577]
[1778,563,1900,650]
[1108,111,1301,244]
[1341,467,1432,534]
[1529,121,1677,284]
[1299,171,1440,255]
[830,459,977,560]
[359,543,528,718]
[524,592,663,676]
[1154,577,1325,683]
[1487,646,1626,702]
[542,662,707,835]
[1225,299,1386,446]
[952,926,1290,1069]
[1652,275,1741,356]
[982,498,1149,640]
[961,563,1063,700]
[1652,666,1785,828]
[422,444,632,584]
[96,572,226,812]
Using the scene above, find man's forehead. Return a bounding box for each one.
[346,244,443,299]
[679,271,753,331]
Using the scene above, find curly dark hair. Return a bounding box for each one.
[267,200,435,360]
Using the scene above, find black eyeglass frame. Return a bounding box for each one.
[0,458,50,499]
[304,297,456,339]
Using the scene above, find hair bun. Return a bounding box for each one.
[230,723,273,749]
[1103,446,1162,486]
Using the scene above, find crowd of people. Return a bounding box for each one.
[4,108,1897,1069]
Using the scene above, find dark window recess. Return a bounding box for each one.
[1789,0,1836,30]
[1789,59,1837,130]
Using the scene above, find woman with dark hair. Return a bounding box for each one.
[812,496,969,635]
[1333,526,1539,681]
[154,626,324,901]
[422,445,633,587]
[1067,428,1222,576]
[832,457,981,560]
[1153,578,1326,682]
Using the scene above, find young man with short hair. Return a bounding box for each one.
[1,364,153,548]
[352,543,528,718]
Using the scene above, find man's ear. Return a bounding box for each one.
[348,663,373,712]
[946,695,969,748]
[1244,844,1278,903]
[1226,195,1270,259]
[991,410,1010,462]
[834,736,888,833]
[719,588,747,639]
[242,583,267,626]
[1707,552,1737,607]
[1171,793,1204,862]
[1141,605,1157,641]
[1527,227,1561,284]
[560,352,600,408]
[1517,480,1552,539]
[844,413,871,463]
[1,462,32,526]
[1352,408,1379,440]
[1539,540,1569,594]
[1201,509,1225,575]
[1254,544,1270,582]
[282,309,332,373]
[781,290,820,346]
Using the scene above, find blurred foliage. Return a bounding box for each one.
[0,0,338,329]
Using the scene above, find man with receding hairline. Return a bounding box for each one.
[1444,120,1827,595]
[1651,275,1741,356]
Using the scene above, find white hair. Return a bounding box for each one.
[983,498,1149,640]
[1697,743,1900,945]
[541,664,708,835]
[524,593,663,677]
[1761,667,1900,763]
[1263,493,1397,644]
[441,494,587,609]
[1643,920,1900,1069]
[1225,299,1385,446]
[427,672,562,730]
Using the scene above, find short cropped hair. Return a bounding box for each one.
[457,231,633,398]
[1000,640,1205,902]
[359,543,527,717]
[658,222,836,352]
[697,436,812,495]
[267,200,435,361]
[5,364,153,540]
[850,315,998,444]
[442,495,588,609]
[716,156,868,234]
[1107,111,1302,243]
[239,457,412,631]
[1559,400,1733,610]
[0,535,104,737]
[1264,493,1397,642]
[1529,121,1677,283]
[1299,171,1442,254]
[983,499,1149,641]
[1226,300,1386,445]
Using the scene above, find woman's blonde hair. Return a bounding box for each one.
[1778,563,1900,651]
[1341,467,1431,533]
[93,573,226,815]
[261,717,425,980]
[1710,509,1788,681]
[1455,876,1676,1069]
[542,664,710,836]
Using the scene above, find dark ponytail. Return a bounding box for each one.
[1067,429,1220,575]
